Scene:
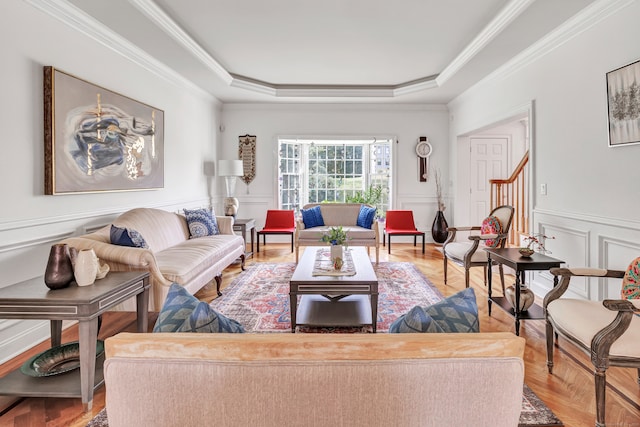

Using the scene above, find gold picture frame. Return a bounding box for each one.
[44,66,164,194]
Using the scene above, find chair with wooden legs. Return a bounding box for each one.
[545,263,640,427]
[257,210,296,253]
[442,205,514,292]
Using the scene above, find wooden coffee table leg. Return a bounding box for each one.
[289,289,297,333]
[371,292,378,333]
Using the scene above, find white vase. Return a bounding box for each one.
[330,244,343,262]
[74,249,98,287]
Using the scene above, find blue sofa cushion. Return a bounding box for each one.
[153,283,244,333]
[184,208,219,238]
[389,288,479,333]
[110,224,148,249]
[301,205,324,228]
[356,205,376,229]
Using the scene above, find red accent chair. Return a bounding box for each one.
[257,210,296,253]
[383,210,425,254]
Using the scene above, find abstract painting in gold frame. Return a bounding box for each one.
[44,66,164,194]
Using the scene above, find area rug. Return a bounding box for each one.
[86,385,562,426]
[210,262,444,332]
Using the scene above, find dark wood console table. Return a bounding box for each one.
[0,271,150,411]
[485,248,563,336]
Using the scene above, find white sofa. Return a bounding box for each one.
[61,208,245,311]
[295,203,380,263]
[104,332,526,427]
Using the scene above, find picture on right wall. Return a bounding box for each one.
[606,58,640,147]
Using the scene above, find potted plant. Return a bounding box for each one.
[520,233,555,257]
[321,226,349,265]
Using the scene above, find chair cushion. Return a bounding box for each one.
[301,205,324,228]
[389,288,479,333]
[547,298,640,358]
[481,215,502,248]
[110,225,149,249]
[184,208,220,238]
[153,283,244,333]
[444,242,488,263]
[356,205,376,229]
[621,257,640,299]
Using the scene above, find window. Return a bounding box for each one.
[278,138,392,215]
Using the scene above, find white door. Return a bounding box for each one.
[469,137,509,225]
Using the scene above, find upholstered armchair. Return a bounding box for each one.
[257,210,296,253]
[544,265,640,427]
[383,210,425,254]
[442,205,514,291]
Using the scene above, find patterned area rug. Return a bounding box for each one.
[86,385,562,427]
[210,262,443,332]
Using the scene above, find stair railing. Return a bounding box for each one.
[490,151,529,245]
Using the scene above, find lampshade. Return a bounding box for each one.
[217,160,244,177]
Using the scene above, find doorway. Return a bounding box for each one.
[455,105,532,234]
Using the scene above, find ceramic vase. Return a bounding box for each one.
[74,249,98,287]
[505,285,535,312]
[431,210,448,244]
[330,244,343,263]
[44,244,75,290]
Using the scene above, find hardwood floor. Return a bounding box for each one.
[1,243,638,427]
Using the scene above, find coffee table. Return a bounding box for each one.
[289,247,378,332]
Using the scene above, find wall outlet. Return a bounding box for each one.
[540,183,547,195]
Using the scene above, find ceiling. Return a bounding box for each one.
[60,0,598,104]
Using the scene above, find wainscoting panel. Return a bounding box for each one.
[531,209,640,301]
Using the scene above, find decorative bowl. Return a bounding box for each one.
[21,340,105,377]
[519,248,535,257]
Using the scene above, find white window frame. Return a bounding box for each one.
[277,136,395,214]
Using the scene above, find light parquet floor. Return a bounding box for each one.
[0,243,639,427]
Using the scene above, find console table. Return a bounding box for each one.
[485,248,563,336]
[0,271,150,411]
[233,218,256,258]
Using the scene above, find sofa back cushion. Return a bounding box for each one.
[112,208,189,252]
[302,203,363,227]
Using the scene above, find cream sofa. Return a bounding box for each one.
[60,208,245,311]
[295,203,380,263]
[104,332,525,427]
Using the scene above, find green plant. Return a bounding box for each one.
[321,226,348,246]
[345,184,383,205]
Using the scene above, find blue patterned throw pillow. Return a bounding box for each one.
[356,205,377,229]
[184,208,219,238]
[301,205,324,228]
[110,224,149,249]
[389,288,479,333]
[153,283,244,333]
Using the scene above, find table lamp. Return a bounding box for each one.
[218,159,244,217]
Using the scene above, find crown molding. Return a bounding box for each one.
[466,0,635,95]
[24,0,219,102]
[436,0,535,86]
[129,0,233,85]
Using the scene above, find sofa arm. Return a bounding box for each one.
[61,237,171,288]
[216,216,234,235]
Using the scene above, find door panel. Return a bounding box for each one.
[470,137,509,225]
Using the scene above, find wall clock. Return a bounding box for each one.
[416,136,432,182]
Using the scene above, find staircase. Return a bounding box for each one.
[490,150,529,245]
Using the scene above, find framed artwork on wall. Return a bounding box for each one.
[44,66,164,194]
[238,134,256,187]
[606,58,640,147]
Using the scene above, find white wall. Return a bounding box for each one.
[448,1,640,300]
[220,103,450,233]
[0,1,221,363]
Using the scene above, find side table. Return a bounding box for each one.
[0,271,150,411]
[485,248,563,336]
[233,218,256,258]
